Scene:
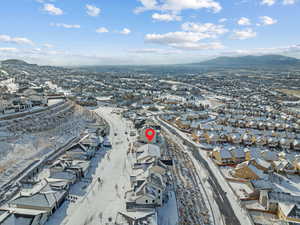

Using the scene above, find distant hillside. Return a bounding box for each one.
[192,55,300,68]
[1,59,30,65]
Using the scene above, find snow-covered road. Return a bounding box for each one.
[155,116,254,225]
[46,107,133,225]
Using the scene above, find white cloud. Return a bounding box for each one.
[96,27,109,33]
[218,18,227,23]
[43,43,54,48]
[152,13,181,22]
[0,34,34,45]
[43,3,63,15]
[261,0,276,5]
[231,28,257,40]
[169,42,224,50]
[145,31,225,50]
[86,4,101,17]
[283,0,296,4]
[129,48,182,54]
[0,47,18,53]
[145,21,227,50]
[145,32,211,44]
[145,31,224,50]
[129,48,163,54]
[260,16,277,25]
[181,22,228,36]
[135,0,222,14]
[50,23,81,29]
[142,0,158,8]
[237,17,251,26]
[120,28,131,35]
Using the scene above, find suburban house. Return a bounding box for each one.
[191,130,207,143]
[50,159,90,180]
[267,137,279,148]
[255,136,267,146]
[232,160,268,180]
[205,132,219,144]
[293,140,300,151]
[260,150,279,162]
[125,138,169,214]
[63,143,95,160]
[293,156,300,174]
[278,203,300,224]
[126,169,167,211]
[272,159,297,174]
[228,133,242,144]
[136,144,161,164]
[8,185,67,221]
[80,133,102,150]
[0,209,48,225]
[48,170,77,185]
[211,146,251,165]
[279,138,292,150]
[242,133,255,146]
[259,191,300,223]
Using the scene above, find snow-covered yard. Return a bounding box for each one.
[229,181,253,199]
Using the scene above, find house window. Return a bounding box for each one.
[158,196,160,199]
[145,200,148,203]
[158,190,161,193]
[152,200,155,203]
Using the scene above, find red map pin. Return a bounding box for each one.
[145,128,155,142]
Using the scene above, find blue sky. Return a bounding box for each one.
[0,0,299,65]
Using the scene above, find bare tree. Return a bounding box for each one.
[98,212,103,223]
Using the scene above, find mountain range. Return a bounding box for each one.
[2,55,300,70]
[192,55,300,68]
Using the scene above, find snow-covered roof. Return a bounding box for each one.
[269,191,300,205]
[49,171,76,181]
[233,148,245,158]
[250,180,274,190]
[11,192,57,209]
[137,144,161,161]
[261,150,278,161]
[235,160,267,179]
[278,202,296,216]
[220,149,232,159]
[118,210,155,220]
[248,164,266,179]
[0,212,34,225]
[256,158,271,169]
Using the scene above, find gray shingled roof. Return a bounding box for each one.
[11,193,56,209]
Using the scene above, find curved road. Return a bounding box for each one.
[155,116,253,225]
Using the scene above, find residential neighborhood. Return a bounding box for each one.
[1,57,300,225]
